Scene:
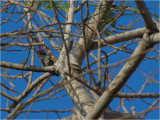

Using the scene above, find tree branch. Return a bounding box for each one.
[8,72,52,109]
[135,0,159,34]
[92,28,145,50]
[86,17,158,120]
[116,93,160,98]
[0,91,17,102]
[0,61,59,73]
[0,43,42,47]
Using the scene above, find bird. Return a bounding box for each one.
[37,49,54,67]
[37,49,58,76]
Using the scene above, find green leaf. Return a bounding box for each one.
[25,1,30,6]
[38,1,69,12]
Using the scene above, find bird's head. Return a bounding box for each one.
[37,49,46,56]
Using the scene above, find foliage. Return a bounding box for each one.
[26,1,69,12]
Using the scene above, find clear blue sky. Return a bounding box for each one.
[1,1,159,119]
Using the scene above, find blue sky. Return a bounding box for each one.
[1,1,159,119]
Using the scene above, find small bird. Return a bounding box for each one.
[37,49,58,76]
[37,49,54,67]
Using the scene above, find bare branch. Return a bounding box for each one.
[86,28,158,119]
[0,91,17,102]
[135,0,159,34]
[92,28,145,50]
[0,61,59,73]
[0,43,42,47]
[141,99,160,118]
[116,93,160,98]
